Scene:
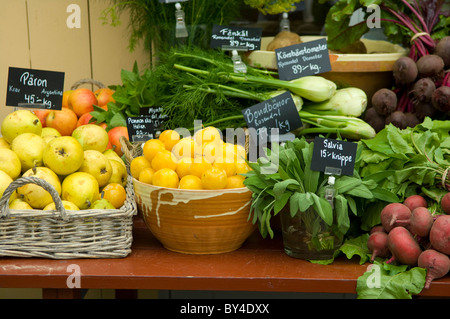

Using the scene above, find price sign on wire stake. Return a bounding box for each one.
[310,136,357,176]
[126,116,156,142]
[275,38,331,81]
[6,67,65,110]
[210,25,262,51]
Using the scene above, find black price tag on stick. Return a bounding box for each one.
[210,25,262,51]
[139,107,168,130]
[126,116,156,142]
[6,67,65,110]
[276,38,331,81]
[242,91,302,145]
[311,136,357,176]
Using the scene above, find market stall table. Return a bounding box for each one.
[0,216,448,299]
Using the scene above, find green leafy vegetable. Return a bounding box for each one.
[356,261,426,299]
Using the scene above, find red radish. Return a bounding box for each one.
[380,203,411,232]
[370,225,386,234]
[441,192,450,214]
[403,194,427,211]
[387,226,422,266]
[418,249,450,289]
[368,231,390,261]
[396,207,434,237]
[429,215,450,255]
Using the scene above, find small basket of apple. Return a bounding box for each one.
[0,109,137,259]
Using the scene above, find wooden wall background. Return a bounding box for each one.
[0,0,150,124]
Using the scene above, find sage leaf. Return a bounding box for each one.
[311,193,333,226]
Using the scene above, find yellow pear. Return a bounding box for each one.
[17,167,62,209]
[107,159,128,187]
[77,150,112,187]
[0,148,21,179]
[0,137,10,149]
[1,109,42,143]
[9,198,33,210]
[41,127,61,138]
[61,172,99,210]
[43,200,79,211]
[11,133,46,172]
[103,149,126,169]
[0,169,13,199]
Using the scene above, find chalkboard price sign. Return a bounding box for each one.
[242,91,302,139]
[6,67,65,110]
[126,116,156,142]
[275,38,331,81]
[310,136,357,176]
[210,25,262,51]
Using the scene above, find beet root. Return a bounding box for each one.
[416,54,445,79]
[364,107,386,132]
[387,226,422,266]
[368,231,390,261]
[380,203,411,233]
[393,56,418,86]
[412,77,436,103]
[434,36,450,68]
[432,86,450,114]
[396,207,434,237]
[403,194,427,211]
[441,192,450,214]
[418,249,450,289]
[429,215,450,255]
[385,111,407,129]
[414,101,438,121]
[372,89,398,116]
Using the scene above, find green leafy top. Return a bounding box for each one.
[243,0,303,15]
[243,137,399,239]
[359,117,450,213]
[320,0,450,59]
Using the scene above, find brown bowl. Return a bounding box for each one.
[133,179,256,254]
[246,36,408,105]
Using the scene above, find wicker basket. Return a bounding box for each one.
[0,175,137,259]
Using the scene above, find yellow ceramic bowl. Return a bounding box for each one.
[133,179,256,254]
[246,36,408,104]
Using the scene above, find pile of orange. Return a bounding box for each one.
[130,127,251,190]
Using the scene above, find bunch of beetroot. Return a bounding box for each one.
[368,193,450,289]
[365,36,450,132]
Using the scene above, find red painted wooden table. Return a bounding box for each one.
[0,216,448,299]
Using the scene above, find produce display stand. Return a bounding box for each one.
[0,215,448,299]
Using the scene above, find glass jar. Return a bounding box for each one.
[279,206,342,260]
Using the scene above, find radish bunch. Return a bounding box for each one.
[365,36,450,132]
[368,194,450,289]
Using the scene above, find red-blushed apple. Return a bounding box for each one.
[107,126,129,157]
[94,88,115,107]
[33,109,51,127]
[46,108,78,136]
[62,90,73,108]
[68,88,98,117]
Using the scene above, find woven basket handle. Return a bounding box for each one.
[70,78,106,91]
[0,176,67,220]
